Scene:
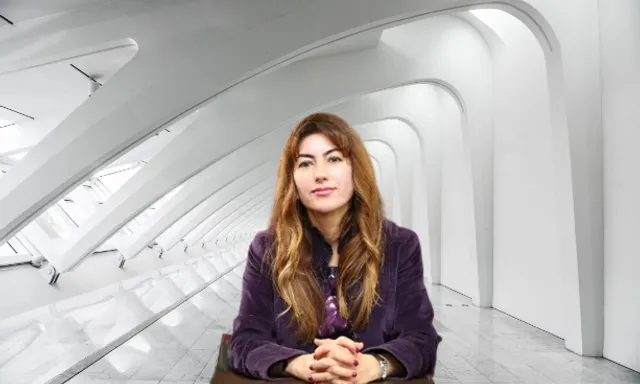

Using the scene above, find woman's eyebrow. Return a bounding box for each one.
[298,147,339,159]
[323,148,339,156]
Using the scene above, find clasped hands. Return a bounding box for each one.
[286,336,380,384]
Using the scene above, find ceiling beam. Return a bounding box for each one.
[70,63,102,86]
[0,105,34,120]
[0,15,14,25]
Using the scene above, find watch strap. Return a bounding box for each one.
[372,353,388,380]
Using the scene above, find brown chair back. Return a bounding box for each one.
[216,333,233,371]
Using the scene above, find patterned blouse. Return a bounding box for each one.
[317,266,350,338]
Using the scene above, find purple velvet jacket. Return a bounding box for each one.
[227,220,439,381]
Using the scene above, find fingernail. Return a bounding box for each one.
[354,360,359,366]
[308,376,313,381]
[356,347,361,353]
[352,371,358,377]
[313,355,317,360]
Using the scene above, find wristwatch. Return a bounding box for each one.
[372,353,388,380]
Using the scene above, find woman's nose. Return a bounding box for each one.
[314,163,328,181]
[315,173,328,182]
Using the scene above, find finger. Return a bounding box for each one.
[310,358,357,381]
[328,347,360,367]
[314,344,360,366]
[326,362,358,379]
[335,336,364,354]
[310,356,337,371]
[325,379,352,384]
[311,356,356,372]
[314,338,328,346]
[314,337,363,353]
[313,340,360,359]
[313,343,345,360]
[313,338,342,350]
[312,344,333,360]
[309,371,346,383]
[317,336,360,355]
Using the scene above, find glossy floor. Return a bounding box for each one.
[65,266,640,384]
[0,247,246,384]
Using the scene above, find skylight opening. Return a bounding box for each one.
[469,8,522,38]
[7,151,27,161]
[0,118,14,128]
[0,106,34,127]
[470,9,508,28]
[92,161,143,178]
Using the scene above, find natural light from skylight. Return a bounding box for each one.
[469,9,523,39]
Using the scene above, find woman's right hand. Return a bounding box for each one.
[285,354,319,382]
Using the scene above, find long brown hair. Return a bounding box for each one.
[267,112,385,343]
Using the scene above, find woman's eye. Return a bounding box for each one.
[298,161,312,168]
[328,156,343,163]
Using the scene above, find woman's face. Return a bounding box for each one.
[293,133,354,215]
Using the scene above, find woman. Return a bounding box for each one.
[227,112,439,383]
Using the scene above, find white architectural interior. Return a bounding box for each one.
[0,1,639,383]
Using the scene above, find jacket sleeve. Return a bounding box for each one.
[227,232,307,380]
[362,230,439,379]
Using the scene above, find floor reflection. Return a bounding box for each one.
[0,243,249,384]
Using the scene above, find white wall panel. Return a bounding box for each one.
[600,0,640,372]
[470,10,565,339]
[440,107,476,298]
[364,141,401,225]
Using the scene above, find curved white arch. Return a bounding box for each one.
[50,15,491,299]
[202,197,273,246]
[328,83,458,285]
[157,178,274,254]
[0,1,503,243]
[364,141,402,226]
[357,120,424,234]
[214,202,273,244]
[370,156,382,186]
[118,160,278,260]
[157,84,450,282]
[185,188,274,248]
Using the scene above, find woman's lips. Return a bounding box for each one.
[312,187,335,196]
